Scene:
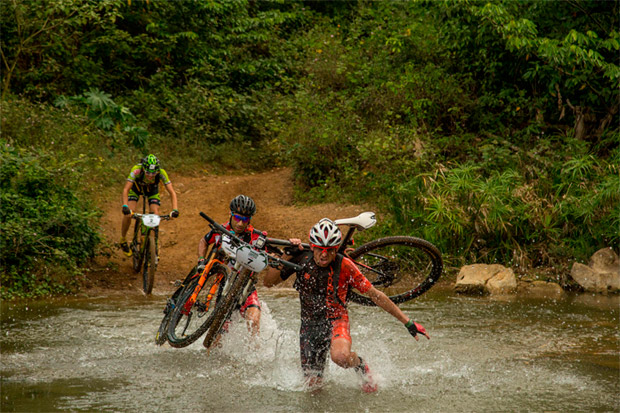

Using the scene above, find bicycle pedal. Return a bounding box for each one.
[172,280,182,287]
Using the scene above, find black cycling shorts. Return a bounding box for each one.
[299,321,332,377]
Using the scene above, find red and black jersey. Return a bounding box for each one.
[280,251,372,323]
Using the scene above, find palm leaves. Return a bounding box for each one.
[54,88,149,148]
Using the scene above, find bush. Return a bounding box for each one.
[0,143,101,299]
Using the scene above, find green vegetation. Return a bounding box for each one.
[1,0,618,298]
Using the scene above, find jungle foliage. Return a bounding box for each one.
[1,0,618,297]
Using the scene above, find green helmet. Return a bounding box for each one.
[142,154,160,174]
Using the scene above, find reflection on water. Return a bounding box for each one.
[1,287,618,412]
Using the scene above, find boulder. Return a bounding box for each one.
[518,280,564,299]
[455,264,517,295]
[570,248,620,294]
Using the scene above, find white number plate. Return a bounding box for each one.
[221,234,237,259]
[235,246,268,272]
[141,214,161,228]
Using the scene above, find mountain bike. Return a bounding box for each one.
[265,211,443,306]
[163,212,302,348]
[130,198,171,295]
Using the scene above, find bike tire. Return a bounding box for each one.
[346,236,443,306]
[202,270,252,350]
[167,265,227,348]
[155,266,196,345]
[142,231,157,295]
[132,220,142,272]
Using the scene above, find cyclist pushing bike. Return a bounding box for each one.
[119,154,179,256]
[263,218,430,393]
[197,195,265,339]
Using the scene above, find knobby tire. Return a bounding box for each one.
[202,270,253,350]
[155,266,197,345]
[132,221,142,273]
[142,231,157,295]
[347,236,443,306]
[166,265,226,348]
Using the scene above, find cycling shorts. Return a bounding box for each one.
[299,317,351,377]
[128,183,161,205]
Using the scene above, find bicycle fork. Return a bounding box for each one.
[182,260,226,315]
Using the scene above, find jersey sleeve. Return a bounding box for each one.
[126,165,142,183]
[342,257,372,294]
[279,251,306,281]
[159,168,171,185]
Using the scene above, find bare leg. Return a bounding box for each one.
[121,200,138,240]
[244,307,260,336]
[330,337,360,368]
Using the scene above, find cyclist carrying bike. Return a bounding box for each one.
[263,218,429,393]
[120,154,179,256]
[197,195,265,339]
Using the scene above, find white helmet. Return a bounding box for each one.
[309,218,342,247]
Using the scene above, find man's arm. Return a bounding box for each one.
[366,286,430,340]
[264,238,303,288]
[198,236,209,259]
[121,180,133,206]
[164,183,178,211]
[264,266,284,288]
[366,286,409,323]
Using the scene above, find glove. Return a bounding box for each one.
[405,320,429,340]
[171,209,179,218]
[122,205,131,215]
[197,258,207,273]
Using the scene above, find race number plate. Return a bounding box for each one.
[141,214,161,228]
[221,234,237,259]
[235,246,268,272]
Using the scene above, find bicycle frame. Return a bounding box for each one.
[130,197,171,294]
[182,257,227,315]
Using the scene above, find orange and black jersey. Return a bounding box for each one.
[279,251,372,323]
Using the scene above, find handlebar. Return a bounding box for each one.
[265,237,310,250]
[199,212,303,272]
[132,213,172,220]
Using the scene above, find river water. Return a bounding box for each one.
[1,285,618,412]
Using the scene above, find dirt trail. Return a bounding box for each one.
[87,168,369,293]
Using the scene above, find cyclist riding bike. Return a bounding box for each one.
[264,218,430,393]
[197,195,265,340]
[119,154,179,256]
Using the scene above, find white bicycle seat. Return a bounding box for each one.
[334,212,376,231]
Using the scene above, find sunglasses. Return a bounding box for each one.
[231,213,251,223]
[311,244,338,254]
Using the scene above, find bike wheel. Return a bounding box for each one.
[155,297,176,346]
[132,221,142,272]
[142,231,157,295]
[167,266,227,348]
[202,270,252,350]
[155,266,197,346]
[346,236,443,306]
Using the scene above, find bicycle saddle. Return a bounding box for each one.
[334,212,376,230]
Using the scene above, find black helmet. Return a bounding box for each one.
[230,195,256,217]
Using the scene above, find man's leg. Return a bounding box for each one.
[121,200,138,239]
[330,319,377,393]
[240,290,261,337]
[120,200,138,256]
[300,322,330,390]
